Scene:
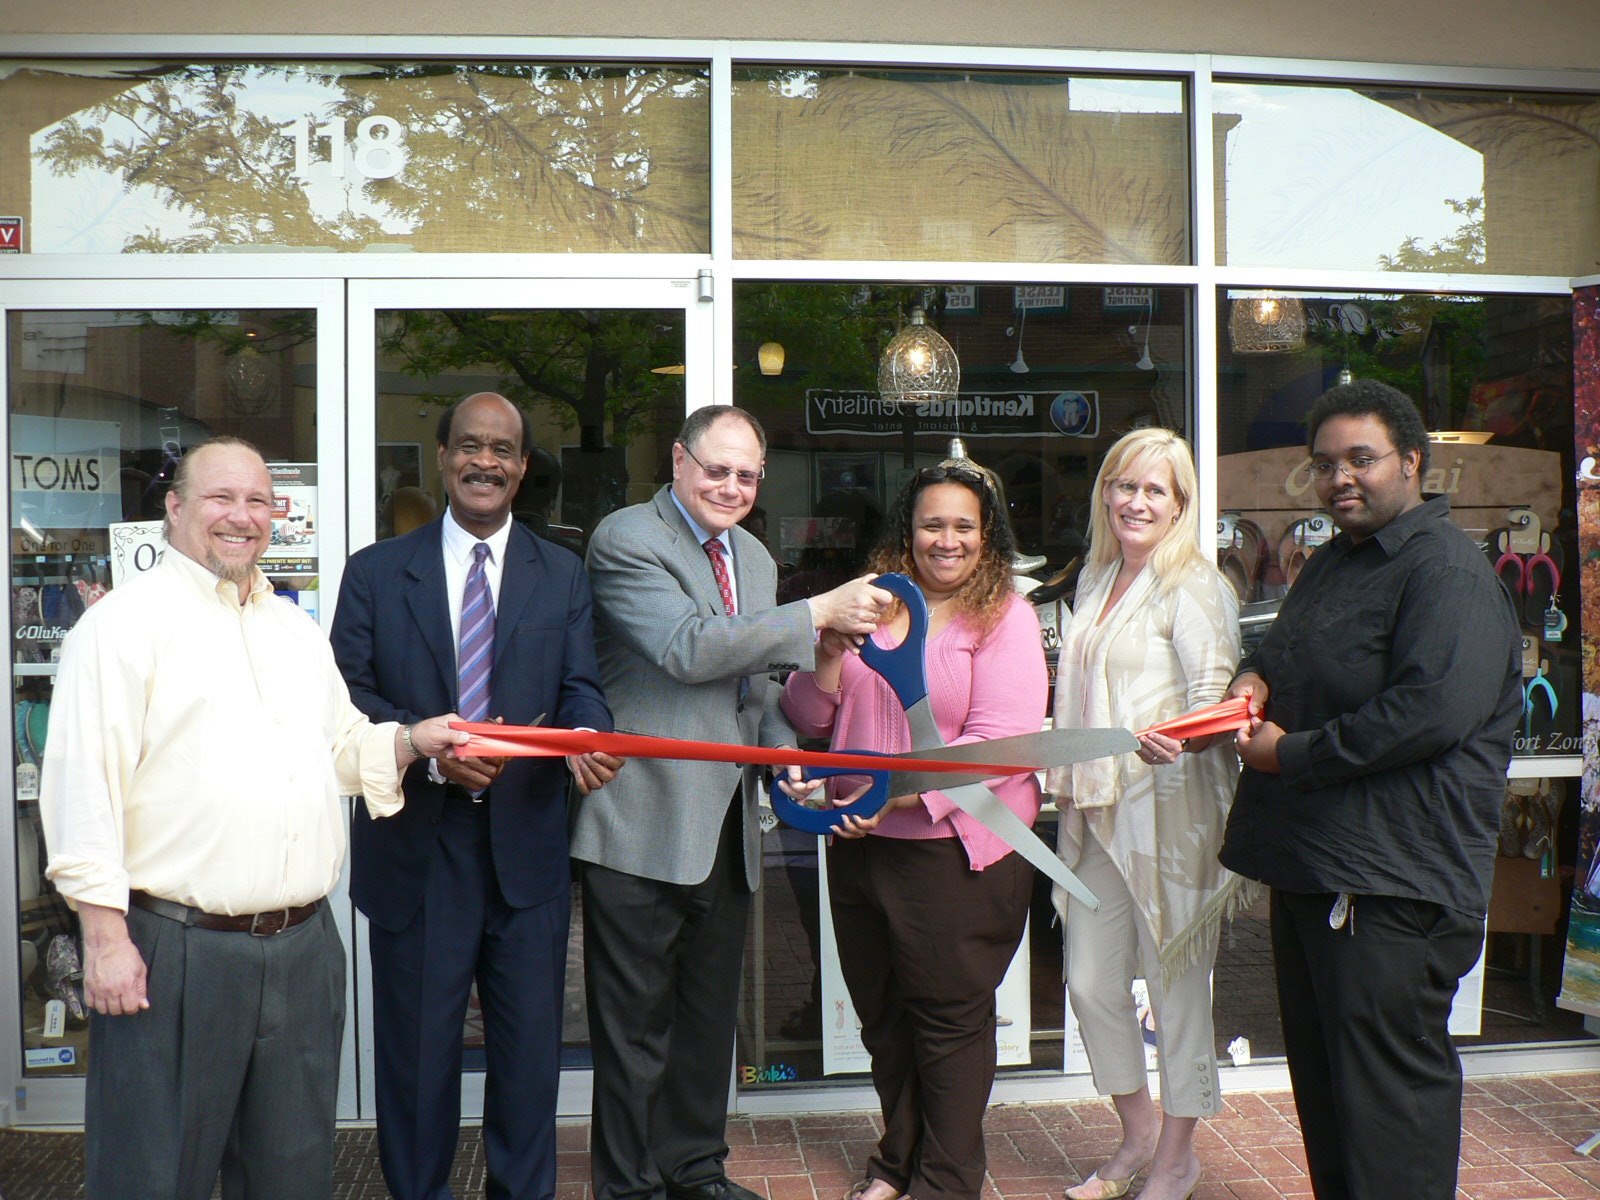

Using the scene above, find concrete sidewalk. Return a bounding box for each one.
[3,1073,1599,1199]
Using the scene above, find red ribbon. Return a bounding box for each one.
[1135,696,1254,740]
[453,696,1253,774]
[451,722,1035,778]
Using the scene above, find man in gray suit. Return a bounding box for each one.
[575,405,890,1200]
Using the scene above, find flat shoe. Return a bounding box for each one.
[1064,1171,1135,1200]
[1523,793,1554,860]
[1499,794,1527,856]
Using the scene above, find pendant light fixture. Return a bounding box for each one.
[877,307,960,406]
[1228,292,1309,354]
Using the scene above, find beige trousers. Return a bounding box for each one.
[1063,833,1223,1117]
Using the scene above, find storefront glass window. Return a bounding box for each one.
[1214,288,1592,1054]
[8,306,321,1077]
[0,61,710,254]
[732,69,1190,264]
[1213,82,1600,276]
[368,303,687,1072]
[1215,290,1578,767]
[729,279,1193,1086]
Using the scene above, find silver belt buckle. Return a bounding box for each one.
[250,908,291,937]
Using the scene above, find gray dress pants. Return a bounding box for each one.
[85,901,345,1200]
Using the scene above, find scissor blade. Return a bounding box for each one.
[940,782,1099,910]
[900,699,944,752]
[895,726,1138,771]
[880,767,1013,794]
[804,766,1018,796]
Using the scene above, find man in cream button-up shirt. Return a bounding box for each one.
[39,437,467,1200]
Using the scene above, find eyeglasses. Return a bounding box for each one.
[682,443,764,488]
[1110,479,1171,500]
[1308,450,1399,480]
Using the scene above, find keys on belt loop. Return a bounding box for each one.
[1329,892,1354,934]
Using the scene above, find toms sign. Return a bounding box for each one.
[12,452,113,494]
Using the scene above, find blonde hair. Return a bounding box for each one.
[1085,428,1212,591]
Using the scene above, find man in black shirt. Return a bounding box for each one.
[1220,381,1521,1200]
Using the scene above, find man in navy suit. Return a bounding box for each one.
[332,392,621,1200]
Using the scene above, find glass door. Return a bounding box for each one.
[345,276,708,1120]
[0,278,347,1126]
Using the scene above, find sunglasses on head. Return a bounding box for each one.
[918,463,987,485]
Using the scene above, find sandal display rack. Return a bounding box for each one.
[11,546,111,1076]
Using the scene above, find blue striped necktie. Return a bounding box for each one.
[458,542,495,725]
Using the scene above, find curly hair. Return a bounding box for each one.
[1305,379,1431,475]
[868,463,1017,636]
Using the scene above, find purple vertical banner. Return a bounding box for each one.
[1559,283,1600,1017]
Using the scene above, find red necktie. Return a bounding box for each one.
[703,538,736,616]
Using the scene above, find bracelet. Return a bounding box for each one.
[401,723,420,760]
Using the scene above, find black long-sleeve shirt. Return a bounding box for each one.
[1219,495,1522,916]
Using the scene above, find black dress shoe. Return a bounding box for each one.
[667,1178,763,1200]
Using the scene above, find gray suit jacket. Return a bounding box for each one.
[571,486,817,888]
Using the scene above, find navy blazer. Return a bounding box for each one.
[331,516,613,932]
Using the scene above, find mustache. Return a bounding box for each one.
[462,470,505,488]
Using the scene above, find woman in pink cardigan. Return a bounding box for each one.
[781,462,1048,1200]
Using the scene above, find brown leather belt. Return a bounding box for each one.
[129,890,322,937]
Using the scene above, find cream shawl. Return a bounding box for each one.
[1046,557,1255,983]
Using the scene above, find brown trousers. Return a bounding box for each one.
[828,835,1032,1200]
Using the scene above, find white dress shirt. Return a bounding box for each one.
[439,507,514,655]
[432,509,516,783]
[40,548,404,915]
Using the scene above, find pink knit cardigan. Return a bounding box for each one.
[780,592,1048,870]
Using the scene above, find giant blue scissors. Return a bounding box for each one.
[771,573,1137,909]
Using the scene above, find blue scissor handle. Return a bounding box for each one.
[857,573,931,713]
[769,754,890,835]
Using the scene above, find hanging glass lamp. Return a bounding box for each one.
[1228,293,1309,354]
[877,307,960,405]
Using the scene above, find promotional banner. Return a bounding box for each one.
[1558,281,1600,1018]
[263,462,319,576]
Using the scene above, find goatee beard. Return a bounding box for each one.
[208,556,257,589]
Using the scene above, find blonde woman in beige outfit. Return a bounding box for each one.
[1047,429,1251,1200]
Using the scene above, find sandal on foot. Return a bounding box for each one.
[1064,1171,1136,1200]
